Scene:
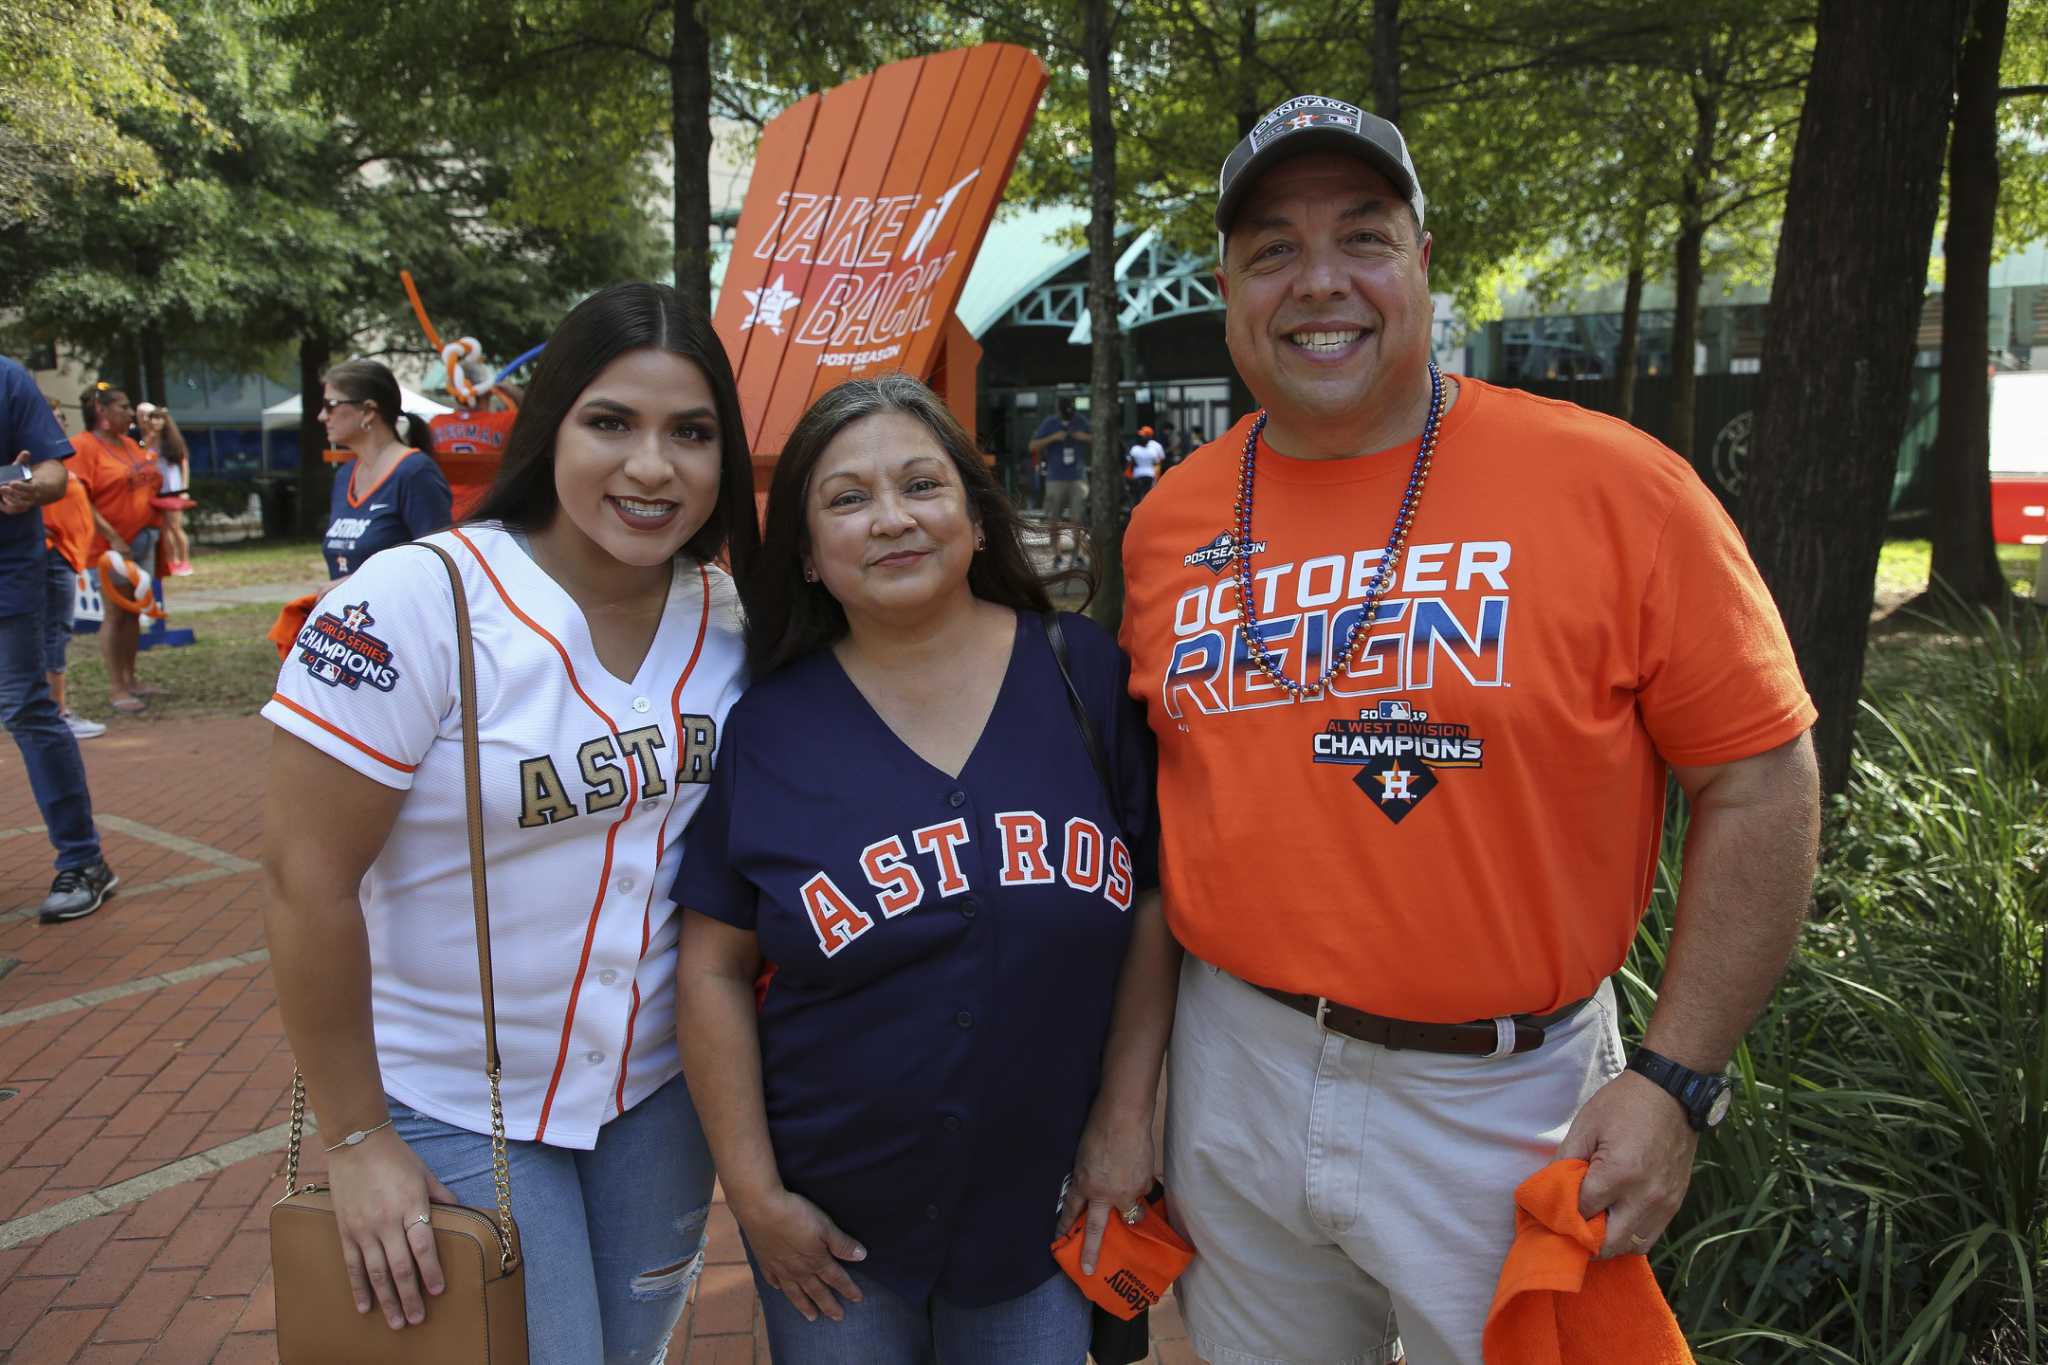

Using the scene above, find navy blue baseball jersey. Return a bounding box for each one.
[676,609,1158,1308]
[0,358,72,617]
[322,450,453,578]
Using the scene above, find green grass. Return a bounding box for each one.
[182,537,328,592]
[60,602,287,727]
[1876,538,2041,603]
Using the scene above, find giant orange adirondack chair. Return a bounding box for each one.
[713,43,1049,491]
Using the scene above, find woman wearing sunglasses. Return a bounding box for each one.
[318,360,452,579]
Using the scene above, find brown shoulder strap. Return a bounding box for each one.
[417,541,499,1076]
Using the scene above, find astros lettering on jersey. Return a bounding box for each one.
[264,525,746,1147]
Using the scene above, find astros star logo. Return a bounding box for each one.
[341,603,372,631]
[741,275,802,334]
[1376,766,1418,803]
[1288,113,1318,130]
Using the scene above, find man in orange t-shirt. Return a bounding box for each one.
[1119,97,1820,1365]
[69,386,163,713]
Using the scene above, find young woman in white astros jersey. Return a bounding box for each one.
[261,282,759,1363]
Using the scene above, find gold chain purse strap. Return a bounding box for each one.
[282,541,517,1273]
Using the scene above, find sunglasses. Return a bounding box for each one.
[317,399,362,417]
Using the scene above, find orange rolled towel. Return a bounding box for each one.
[269,593,320,661]
[1483,1159,1692,1365]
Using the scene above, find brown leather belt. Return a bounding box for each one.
[1251,984,1593,1057]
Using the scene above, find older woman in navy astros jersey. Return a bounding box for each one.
[262,284,759,1364]
[676,375,1179,1364]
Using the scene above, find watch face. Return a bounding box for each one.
[1705,1085,1733,1127]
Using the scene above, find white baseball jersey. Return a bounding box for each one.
[1128,439,1164,478]
[263,524,746,1148]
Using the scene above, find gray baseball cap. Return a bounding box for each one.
[1216,95,1425,234]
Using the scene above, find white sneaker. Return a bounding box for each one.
[61,711,106,739]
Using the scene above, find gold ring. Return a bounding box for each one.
[1119,1202,1145,1226]
[1627,1232,1649,1248]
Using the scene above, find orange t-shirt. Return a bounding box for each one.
[69,432,163,548]
[1118,377,1816,1023]
[42,470,96,573]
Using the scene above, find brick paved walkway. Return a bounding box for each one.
[1,714,1192,1363]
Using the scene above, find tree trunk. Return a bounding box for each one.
[296,333,335,539]
[1738,0,1968,795]
[1669,225,1702,456]
[671,0,714,317]
[1085,0,1123,629]
[1669,74,1716,460]
[1373,0,1401,124]
[1234,0,1261,136]
[142,327,166,410]
[1616,257,1644,424]
[1226,0,1261,425]
[1928,0,2009,609]
[120,336,143,408]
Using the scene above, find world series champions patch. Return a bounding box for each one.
[294,601,400,692]
[1310,698,1485,824]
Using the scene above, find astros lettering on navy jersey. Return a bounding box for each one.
[322,449,453,578]
[265,524,747,1148]
[676,610,1158,1308]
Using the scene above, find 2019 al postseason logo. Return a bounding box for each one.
[1312,698,1485,824]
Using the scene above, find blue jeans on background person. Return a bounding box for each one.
[42,548,74,675]
[749,1255,1091,1365]
[388,1074,713,1365]
[0,552,100,873]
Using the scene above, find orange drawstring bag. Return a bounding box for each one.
[1049,1187,1195,1322]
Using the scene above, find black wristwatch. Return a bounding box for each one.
[1625,1048,1732,1131]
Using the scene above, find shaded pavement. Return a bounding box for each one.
[0,714,1192,1362]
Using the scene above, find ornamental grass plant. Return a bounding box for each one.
[1620,605,2047,1364]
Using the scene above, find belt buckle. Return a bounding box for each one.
[1314,996,1331,1031]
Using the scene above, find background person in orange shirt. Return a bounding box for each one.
[40,395,103,738]
[70,385,163,714]
[1118,97,1822,1365]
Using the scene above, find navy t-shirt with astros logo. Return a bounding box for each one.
[675,609,1158,1308]
[322,450,453,578]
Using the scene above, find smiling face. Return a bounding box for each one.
[805,411,980,625]
[1219,152,1435,455]
[542,347,725,572]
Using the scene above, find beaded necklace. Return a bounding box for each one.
[1231,359,1444,700]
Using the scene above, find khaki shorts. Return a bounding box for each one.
[1042,477,1088,526]
[1164,957,1626,1365]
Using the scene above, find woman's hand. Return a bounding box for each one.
[324,1127,461,1329]
[733,1187,866,1323]
[1057,1099,1158,1275]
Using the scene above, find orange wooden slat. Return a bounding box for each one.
[728,75,876,446]
[712,91,821,382]
[751,56,927,455]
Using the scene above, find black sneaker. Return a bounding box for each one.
[39,861,118,923]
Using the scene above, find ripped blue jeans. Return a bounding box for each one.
[388,1075,713,1365]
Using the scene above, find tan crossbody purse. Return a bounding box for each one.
[270,541,528,1364]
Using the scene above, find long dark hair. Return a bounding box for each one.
[323,359,436,455]
[745,374,1051,678]
[467,282,759,579]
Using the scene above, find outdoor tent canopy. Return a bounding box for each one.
[260,386,452,430]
